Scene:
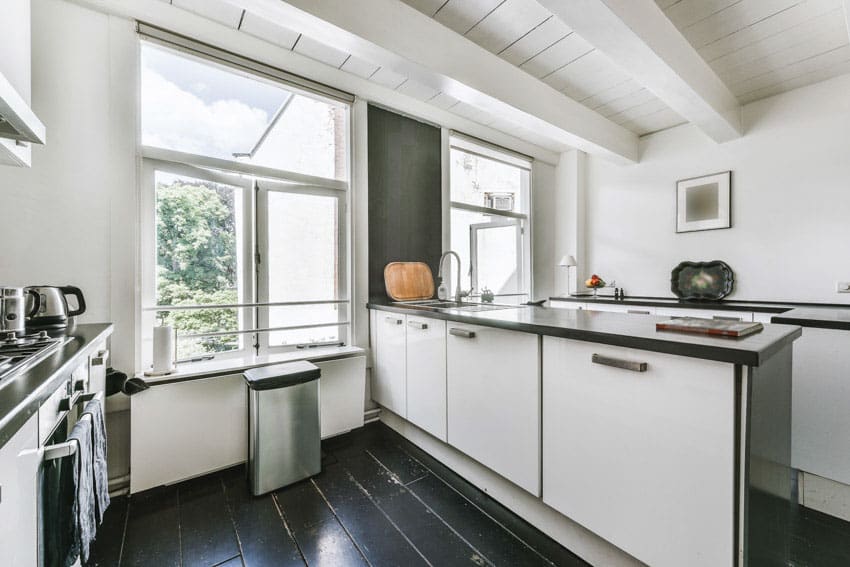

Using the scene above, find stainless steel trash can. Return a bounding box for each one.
[244,361,321,495]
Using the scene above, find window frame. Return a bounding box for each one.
[138,34,352,368]
[447,133,533,301]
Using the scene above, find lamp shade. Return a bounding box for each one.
[558,255,577,267]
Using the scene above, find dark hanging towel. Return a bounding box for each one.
[68,418,96,566]
[41,420,75,567]
[84,397,110,523]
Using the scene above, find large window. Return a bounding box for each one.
[449,135,532,303]
[139,36,351,366]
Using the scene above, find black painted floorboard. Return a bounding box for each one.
[88,421,850,567]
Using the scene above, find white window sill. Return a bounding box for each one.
[137,345,365,385]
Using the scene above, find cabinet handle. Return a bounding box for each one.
[712,315,742,321]
[449,328,476,339]
[408,321,428,330]
[592,353,647,373]
[385,316,403,325]
[91,349,109,366]
[627,310,651,315]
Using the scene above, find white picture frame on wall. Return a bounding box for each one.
[676,171,731,233]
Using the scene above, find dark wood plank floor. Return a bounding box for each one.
[86,422,850,567]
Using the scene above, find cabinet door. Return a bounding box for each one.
[374,312,407,417]
[447,324,540,495]
[406,316,447,441]
[791,327,850,483]
[0,414,39,567]
[542,337,735,567]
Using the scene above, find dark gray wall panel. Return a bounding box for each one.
[368,105,442,298]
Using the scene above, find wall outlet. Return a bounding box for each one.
[837,282,850,293]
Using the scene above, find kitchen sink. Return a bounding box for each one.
[393,300,523,312]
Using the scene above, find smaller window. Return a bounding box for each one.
[449,136,532,303]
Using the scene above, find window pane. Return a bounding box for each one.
[155,171,243,354]
[450,148,529,213]
[474,222,521,295]
[141,42,348,180]
[264,191,341,346]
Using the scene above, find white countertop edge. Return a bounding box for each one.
[137,345,366,385]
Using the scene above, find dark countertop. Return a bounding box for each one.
[772,308,850,331]
[550,295,850,329]
[550,295,798,314]
[368,300,801,367]
[0,323,113,449]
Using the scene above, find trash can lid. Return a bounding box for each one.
[243,361,321,390]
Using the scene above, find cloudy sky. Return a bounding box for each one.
[141,42,290,159]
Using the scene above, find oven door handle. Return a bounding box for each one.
[42,391,104,461]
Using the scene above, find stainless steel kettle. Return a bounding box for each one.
[25,285,86,330]
[1,287,41,336]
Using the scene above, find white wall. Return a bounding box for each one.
[0,0,32,102]
[0,0,138,373]
[585,73,850,303]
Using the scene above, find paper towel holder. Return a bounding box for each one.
[144,324,177,377]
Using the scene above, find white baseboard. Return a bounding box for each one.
[379,411,641,567]
[799,471,850,522]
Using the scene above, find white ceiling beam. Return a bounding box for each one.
[843,1,850,44]
[224,0,639,164]
[538,0,743,143]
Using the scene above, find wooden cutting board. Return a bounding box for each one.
[384,262,435,301]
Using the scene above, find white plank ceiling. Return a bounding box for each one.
[654,0,850,103]
[402,0,688,136]
[159,0,850,145]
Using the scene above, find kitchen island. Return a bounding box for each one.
[368,300,801,567]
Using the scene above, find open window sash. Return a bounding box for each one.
[469,218,526,298]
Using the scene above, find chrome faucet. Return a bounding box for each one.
[437,251,463,301]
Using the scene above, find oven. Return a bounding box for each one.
[38,373,102,567]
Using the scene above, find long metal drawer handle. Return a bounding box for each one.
[408,321,428,330]
[592,353,647,372]
[385,316,403,325]
[713,315,742,321]
[627,310,651,314]
[449,328,476,339]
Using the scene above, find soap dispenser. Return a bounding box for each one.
[437,279,448,300]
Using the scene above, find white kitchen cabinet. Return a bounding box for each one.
[373,313,407,417]
[406,316,447,441]
[656,306,753,322]
[542,337,735,567]
[791,327,850,484]
[0,413,39,567]
[447,323,540,495]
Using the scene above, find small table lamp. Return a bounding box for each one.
[559,255,577,296]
